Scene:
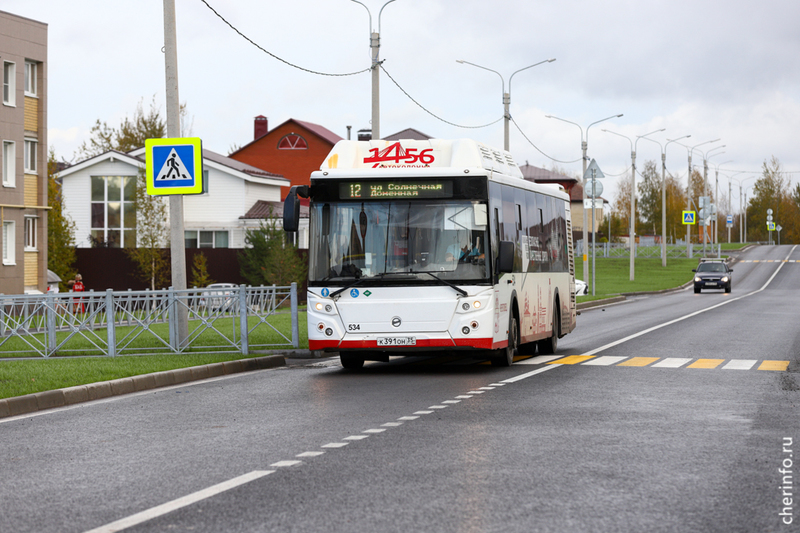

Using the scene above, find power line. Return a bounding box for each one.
[509,116,581,164]
[200,0,370,77]
[380,64,503,129]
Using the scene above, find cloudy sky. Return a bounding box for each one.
[6,0,800,207]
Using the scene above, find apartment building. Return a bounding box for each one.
[0,11,47,294]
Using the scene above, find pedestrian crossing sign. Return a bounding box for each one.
[145,137,204,196]
[682,211,696,225]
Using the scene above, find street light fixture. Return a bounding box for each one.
[351,0,398,140]
[602,127,665,281]
[457,58,556,151]
[638,134,691,266]
[545,113,623,292]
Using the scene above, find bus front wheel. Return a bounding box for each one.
[339,352,365,370]
[491,314,518,367]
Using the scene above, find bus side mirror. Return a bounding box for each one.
[283,185,309,232]
[497,241,514,273]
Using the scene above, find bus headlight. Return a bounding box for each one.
[462,326,470,335]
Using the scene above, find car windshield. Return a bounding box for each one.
[697,262,726,273]
[308,200,490,283]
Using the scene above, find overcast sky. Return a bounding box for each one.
[6,0,800,208]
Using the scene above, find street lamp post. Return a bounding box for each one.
[602,128,665,281]
[699,145,726,255]
[639,134,691,266]
[546,113,622,291]
[457,58,555,151]
[735,176,759,243]
[712,160,732,247]
[351,0,398,140]
[681,139,720,257]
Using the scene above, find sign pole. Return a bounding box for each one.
[163,0,188,344]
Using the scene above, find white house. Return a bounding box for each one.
[57,147,294,249]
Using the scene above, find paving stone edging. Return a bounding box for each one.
[0,355,286,420]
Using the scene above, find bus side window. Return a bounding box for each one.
[525,190,539,273]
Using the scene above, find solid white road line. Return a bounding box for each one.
[82,470,274,533]
[501,364,563,383]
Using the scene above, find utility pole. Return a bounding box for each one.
[163,0,188,343]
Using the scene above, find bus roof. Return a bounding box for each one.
[319,139,524,179]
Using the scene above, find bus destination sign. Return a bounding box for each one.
[339,180,454,199]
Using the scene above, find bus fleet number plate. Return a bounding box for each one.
[378,337,416,346]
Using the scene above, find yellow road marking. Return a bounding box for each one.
[617,357,659,367]
[549,355,594,365]
[758,360,790,371]
[687,359,724,369]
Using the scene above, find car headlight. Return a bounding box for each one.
[695,277,702,282]
[721,276,729,282]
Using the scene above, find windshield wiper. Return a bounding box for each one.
[419,272,468,297]
[330,277,364,299]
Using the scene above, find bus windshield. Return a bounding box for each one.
[309,200,490,283]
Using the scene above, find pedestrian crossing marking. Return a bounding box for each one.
[617,357,659,367]
[548,355,594,365]
[722,360,757,370]
[512,355,789,371]
[687,359,725,369]
[582,356,627,366]
[652,358,692,368]
[518,355,562,365]
[758,360,790,371]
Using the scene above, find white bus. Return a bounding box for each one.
[284,139,577,369]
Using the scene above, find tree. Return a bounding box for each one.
[191,252,214,288]
[746,157,787,243]
[47,149,77,290]
[77,97,166,159]
[637,160,661,235]
[125,170,171,290]
[239,216,307,287]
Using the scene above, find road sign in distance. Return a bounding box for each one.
[588,179,604,197]
[583,159,605,181]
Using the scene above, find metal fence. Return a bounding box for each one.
[0,283,299,358]
[575,241,721,259]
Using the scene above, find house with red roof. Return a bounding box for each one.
[229,116,343,198]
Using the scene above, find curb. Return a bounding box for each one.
[0,354,286,420]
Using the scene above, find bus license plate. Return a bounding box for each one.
[378,337,416,346]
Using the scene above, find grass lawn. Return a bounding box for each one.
[577,257,701,302]
[0,312,309,400]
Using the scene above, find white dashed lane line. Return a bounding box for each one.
[84,359,560,533]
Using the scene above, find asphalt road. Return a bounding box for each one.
[1,245,798,533]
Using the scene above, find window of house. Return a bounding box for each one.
[2,141,14,187]
[91,176,137,248]
[24,61,36,97]
[3,61,15,106]
[277,134,308,150]
[24,216,36,250]
[24,139,36,173]
[184,230,229,248]
[3,220,15,265]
